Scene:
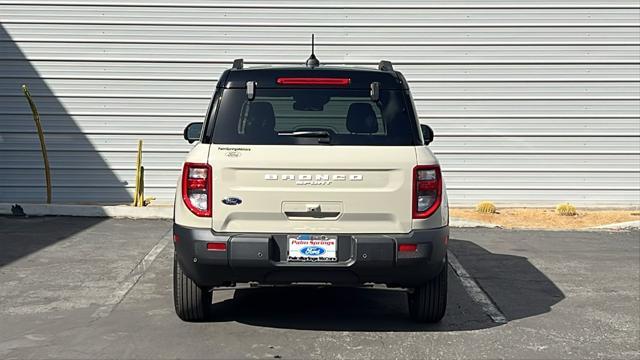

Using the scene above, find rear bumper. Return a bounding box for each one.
[173,224,448,288]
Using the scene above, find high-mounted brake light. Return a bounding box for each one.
[182,162,212,217]
[412,165,442,219]
[276,77,351,86]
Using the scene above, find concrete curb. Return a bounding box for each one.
[591,220,640,230]
[0,203,172,219]
[1,204,499,227]
[2,203,636,231]
[449,217,502,229]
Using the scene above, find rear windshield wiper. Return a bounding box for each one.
[277,131,332,143]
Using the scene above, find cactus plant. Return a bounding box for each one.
[556,203,577,216]
[475,201,497,214]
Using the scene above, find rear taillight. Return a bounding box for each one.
[413,165,442,219]
[182,162,212,217]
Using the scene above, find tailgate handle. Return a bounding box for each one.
[284,211,340,219]
[282,202,342,219]
[285,204,340,218]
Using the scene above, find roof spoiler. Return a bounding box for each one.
[378,60,394,72]
[232,58,244,70]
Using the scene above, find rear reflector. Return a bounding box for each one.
[206,242,227,251]
[398,244,418,252]
[276,77,351,86]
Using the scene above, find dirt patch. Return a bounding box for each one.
[450,208,640,230]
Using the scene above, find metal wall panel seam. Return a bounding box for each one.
[1,1,640,8]
[2,167,639,173]
[2,149,638,155]
[4,57,639,65]
[4,39,640,45]
[2,21,640,27]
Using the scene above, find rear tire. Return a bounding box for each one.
[173,254,212,322]
[408,257,448,323]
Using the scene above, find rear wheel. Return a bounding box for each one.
[408,257,448,323]
[173,254,212,321]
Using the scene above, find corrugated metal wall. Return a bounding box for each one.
[1,0,639,206]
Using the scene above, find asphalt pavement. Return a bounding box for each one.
[0,216,638,359]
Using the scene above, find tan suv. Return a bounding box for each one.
[173,59,449,322]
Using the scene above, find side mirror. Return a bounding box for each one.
[183,122,203,143]
[421,124,434,145]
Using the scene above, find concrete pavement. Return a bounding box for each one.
[0,217,638,359]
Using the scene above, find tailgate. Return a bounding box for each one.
[210,145,416,234]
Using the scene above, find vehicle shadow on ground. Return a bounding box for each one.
[448,238,566,322]
[206,238,564,331]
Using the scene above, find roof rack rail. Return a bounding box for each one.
[232,58,244,70]
[378,60,394,72]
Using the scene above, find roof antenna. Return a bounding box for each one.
[306,34,320,68]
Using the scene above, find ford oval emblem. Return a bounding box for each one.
[222,197,242,206]
[300,246,326,256]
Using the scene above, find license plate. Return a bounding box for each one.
[287,234,337,262]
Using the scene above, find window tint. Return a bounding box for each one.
[211,89,415,145]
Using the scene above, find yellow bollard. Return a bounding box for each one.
[132,140,143,207]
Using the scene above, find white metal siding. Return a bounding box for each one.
[1,1,639,206]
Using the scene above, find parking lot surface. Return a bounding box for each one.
[0,217,638,359]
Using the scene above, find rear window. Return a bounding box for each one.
[210,89,416,145]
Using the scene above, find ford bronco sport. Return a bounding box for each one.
[173,57,449,323]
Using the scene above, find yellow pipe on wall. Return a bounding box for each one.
[22,84,52,204]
